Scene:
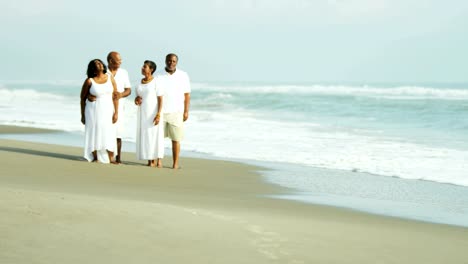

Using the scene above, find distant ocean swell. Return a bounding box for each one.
[193,83,468,100]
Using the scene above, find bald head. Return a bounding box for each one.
[107,51,119,62]
[107,51,122,70]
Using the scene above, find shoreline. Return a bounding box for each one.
[1,125,468,263]
[2,125,468,228]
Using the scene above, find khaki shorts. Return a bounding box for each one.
[164,113,184,141]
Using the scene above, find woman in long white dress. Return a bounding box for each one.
[80,59,119,164]
[134,60,164,167]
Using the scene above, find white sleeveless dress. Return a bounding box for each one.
[136,78,165,160]
[84,76,117,163]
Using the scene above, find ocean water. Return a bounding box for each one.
[1,80,468,226]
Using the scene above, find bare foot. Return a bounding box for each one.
[110,161,120,165]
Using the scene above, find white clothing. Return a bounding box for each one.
[136,78,165,160]
[84,76,117,163]
[113,68,131,93]
[110,68,131,138]
[157,69,190,114]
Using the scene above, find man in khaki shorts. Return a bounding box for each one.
[158,53,191,169]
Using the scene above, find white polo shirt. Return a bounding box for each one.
[157,69,191,114]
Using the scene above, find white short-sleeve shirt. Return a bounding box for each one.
[113,68,131,93]
[109,68,131,137]
[157,69,191,113]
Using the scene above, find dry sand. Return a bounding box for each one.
[1,126,467,263]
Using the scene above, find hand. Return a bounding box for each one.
[153,114,160,125]
[112,113,118,124]
[183,111,189,122]
[113,92,121,100]
[134,96,142,106]
[81,116,85,125]
[87,94,97,102]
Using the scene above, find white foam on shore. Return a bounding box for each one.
[262,163,468,227]
[183,110,468,187]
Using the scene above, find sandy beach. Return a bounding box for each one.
[1,126,467,263]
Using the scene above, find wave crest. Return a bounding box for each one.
[193,83,468,100]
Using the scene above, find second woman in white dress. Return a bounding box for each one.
[134,60,165,167]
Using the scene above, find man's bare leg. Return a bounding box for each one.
[116,138,122,163]
[108,151,118,165]
[172,140,180,169]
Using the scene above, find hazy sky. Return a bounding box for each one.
[0,0,467,83]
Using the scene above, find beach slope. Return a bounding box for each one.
[0,134,467,263]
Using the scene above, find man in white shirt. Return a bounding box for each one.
[107,51,131,163]
[88,52,131,164]
[158,53,191,169]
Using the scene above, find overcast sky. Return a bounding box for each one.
[0,0,467,83]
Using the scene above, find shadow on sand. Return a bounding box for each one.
[0,146,150,166]
[0,146,84,161]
